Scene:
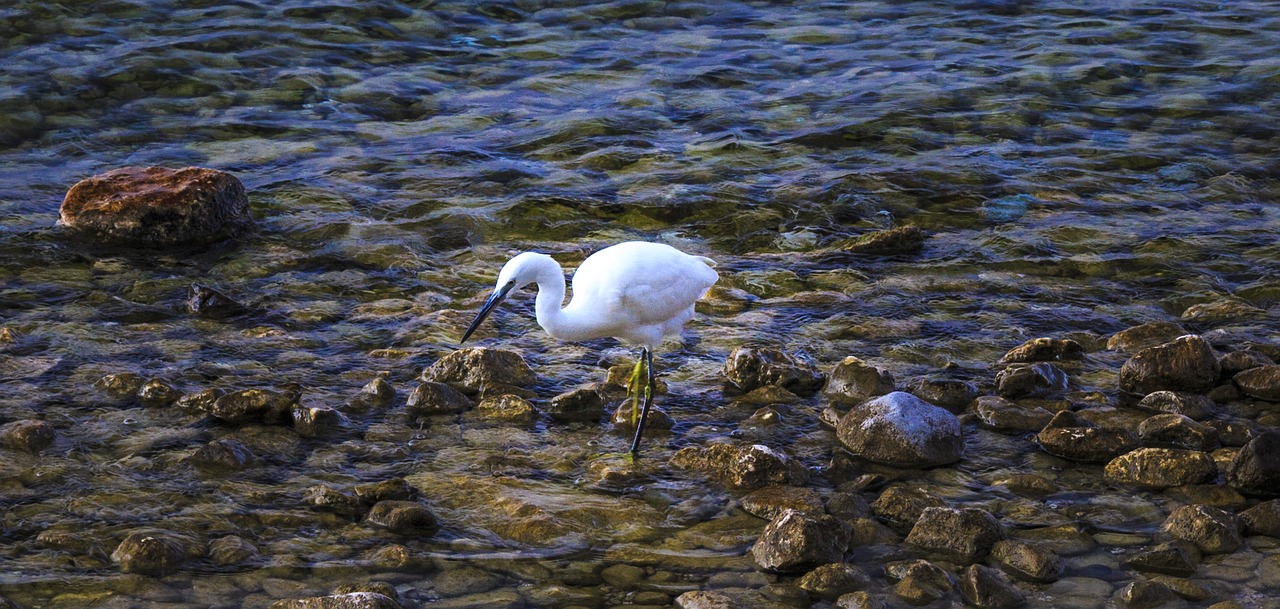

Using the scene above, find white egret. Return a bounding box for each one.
[460,241,719,453]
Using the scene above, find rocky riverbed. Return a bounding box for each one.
[3,1,1280,608]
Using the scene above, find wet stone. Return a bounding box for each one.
[1218,350,1274,377]
[1119,335,1220,397]
[547,386,606,423]
[211,388,293,424]
[353,478,416,504]
[836,591,884,609]
[1135,391,1216,420]
[740,485,824,520]
[722,346,825,397]
[798,563,871,600]
[890,559,954,605]
[993,474,1058,497]
[909,377,979,413]
[1233,365,1280,401]
[405,381,472,417]
[95,372,145,401]
[1124,541,1201,577]
[1225,431,1280,497]
[305,485,365,519]
[974,396,1053,433]
[472,394,537,424]
[420,347,536,394]
[1137,414,1218,451]
[333,584,402,608]
[137,378,181,407]
[960,564,1025,609]
[751,509,852,573]
[268,592,403,609]
[825,491,872,519]
[872,486,949,533]
[59,166,251,246]
[824,356,895,405]
[1117,580,1178,609]
[990,539,1065,583]
[1037,410,1136,463]
[840,225,925,255]
[1107,322,1189,354]
[208,535,259,566]
[187,283,247,319]
[996,363,1070,399]
[670,443,808,490]
[188,438,256,474]
[1162,505,1242,554]
[364,500,439,536]
[1000,337,1084,364]
[111,531,188,575]
[358,376,396,404]
[905,507,1004,563]
[836,391,963,468]
[1241,500,1280,537]
[293,405,350,437]
[175,387,221,413]
[1181,298,1268,324]
[434,567,500,597]
[0,419,55,453]
[1103,448,1217,490]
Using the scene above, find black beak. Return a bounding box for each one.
[460,281,516,344]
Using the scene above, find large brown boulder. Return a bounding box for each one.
[59,166,251,245]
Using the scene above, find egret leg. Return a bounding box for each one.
[626,356,644,425]
[629,348,655,454]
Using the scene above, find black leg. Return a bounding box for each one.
[629,348,655,454]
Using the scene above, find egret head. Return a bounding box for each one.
[460,252,555,344]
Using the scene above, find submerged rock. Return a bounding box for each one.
[836,391,962,468]
[905,507,1003,562]
[959,564,1025,609]
[547,386,607,423]
[751,509,851,572]
[1137,414,1218,451]
[1162,504,1242,554]
[722,347,825,396]
[1036,411,1136,463]
[974,396,1053,433]
[1106,322,1188,353]
[268,592,403,609]
[59,166,251,246]
[1134,391,1216,420]
[741,486,824,520]
[211,388,294,424]
[824,356,895,404]
[890,559,954,605]
[405,381,473,417]
[840,225,925,255]
[1117,581,1178,609]
[909,378,979,413]
[670,443,808,490]
[1233,365,1280,401]
[1000,338,1084,364]
[208,535,260,566]
[420,347,536,394]
[364,500,440,536]
[1103,448,1217,490]
[472,394,537,424]
[1124,540,1201,577]
[0,419,55,453]
[797,563,871,600]
[306,485,366,519]
[111,531,189,575]
[871,487,949,533]
[995,363,1069,399]
[990,539,1063,583]
[1119,335,1220,397]
[95,372,145,401]
[610,401,674,431]
[293,405,350,437]
[1225,431,1280,497]
[187,283,249,319]
[137,378,181,407]
[188,438,256,474]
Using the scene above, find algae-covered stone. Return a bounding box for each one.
[1233,365,1280,401]
[364,500,440,536]
[1000,338,1084,364]
[112,531,189,575]
[751,509,851,573]
[670,443,808,489]
[722,346,825,396]
[0,419,55,453]
[420,347,535,394]
[1119,335,1219,397]
[1162,504,1242,554]
[824,356,895,404]
[905,507,1003,563]
[837,392,962,468]
[1103,448,1217,490]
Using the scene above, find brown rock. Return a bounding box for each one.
[1162,504,1242,554]
[1134,391,1216,420]
[59,166,251,245]
[1233,365,1280,401]
[908,378,979,413]
[722,347,825,396]
[905,507,1003,562]
[420,347,536,394]
[741,486,824,520]
[1102,448,1217,490]
[1119,335,1220,397]
[990,539,1064,583]
[0,419,55,453]
[841,225,925,255]
[1036,410,1136,463]
[670,443,808,490]
[824,356,895,404]
[1218,350,1274,377]
[751,510,851,573]
[1106,321,1188,353]
[1000,338,1084,364]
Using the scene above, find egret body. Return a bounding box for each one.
[460,241,719,453]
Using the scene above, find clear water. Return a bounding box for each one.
[1,1,1278,607]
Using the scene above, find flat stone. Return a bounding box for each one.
[670,443,808,490]
[1218,350,1275,377]
[1036,410,1136,463]
[1137,414,1218,451]
[208,535,259,566]
[364,501,439,536]
[188,438,256,474]
[59,166,251,245]
[472,394,537,424]
[268,592,403,609]
[840,225,925,255]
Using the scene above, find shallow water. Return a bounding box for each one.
[1,1,1279,607]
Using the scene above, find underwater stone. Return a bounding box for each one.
[995,363,1069,399]
[305,485,366,519]
[188,438,256,474]
[95,372,145,401]
[891,559,954,605]
[364,500,439,536]
[1124,540,1201,577]
[137,378,181,407]
[292,405,350,437]
[1000,337,1084,364]
[211,388,293,424]
[405,381,473,416]
[59,166,251,246]
[547,386,606,423]
[959,564,1025,609]
[1119,335,1220,397]
[722,346,825,396]
[840,225,925,255]
[1106,322,1189,354]
[268,592,403,609]
[473,394,538,424]
[0,419,55,453]
[905,507,1004,563]
[187,283,248,319]
[208,535,260,566]
[981,195,1032,223]
[836,391,962,468]
[420,347,536,394]
[111,531,189,575]
[797,563,871,600]
[751,509,851,573]
[610,401,673,431]
[353,478,416,504]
